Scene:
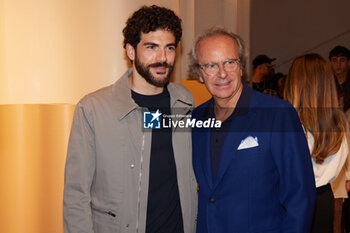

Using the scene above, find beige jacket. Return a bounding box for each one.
[63,69,197,233]
[331,111,350,198]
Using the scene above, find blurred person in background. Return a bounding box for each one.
[329,45,350,112]
[275,72,286,99]
[251,54,276,93]
[329,45,350,233]
[285,53,349,233]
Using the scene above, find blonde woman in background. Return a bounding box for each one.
[331,106,350,233]
[285,53,349,233]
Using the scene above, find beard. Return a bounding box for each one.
[134,55,174,87]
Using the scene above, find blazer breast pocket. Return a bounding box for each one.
[236,145,264,155]
[234,145,267,167]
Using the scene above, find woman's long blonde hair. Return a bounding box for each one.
[285,53,346,164]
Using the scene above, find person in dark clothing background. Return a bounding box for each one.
[251,54,276,94]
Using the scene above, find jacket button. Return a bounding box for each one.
[130,164,135,168]
[209,198,215,203]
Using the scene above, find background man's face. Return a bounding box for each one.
[134,29,176,87]
[196,34,243,101]
[330,56,349,76]
[260,63,272,76]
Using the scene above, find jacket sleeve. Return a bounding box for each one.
[63,101,96,233]
[270,106,316,233]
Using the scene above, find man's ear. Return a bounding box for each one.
[239,67,243,77]
[126,43,135,61]
[199,75,205,83]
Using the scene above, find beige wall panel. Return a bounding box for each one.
[0,104,75,233]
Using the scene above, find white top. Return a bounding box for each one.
[305,130,348,188]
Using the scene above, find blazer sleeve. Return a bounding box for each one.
[63,101,96,233]
[270,106,316,233]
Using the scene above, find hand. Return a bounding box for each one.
[346,181,350,192]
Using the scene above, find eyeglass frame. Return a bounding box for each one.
[197,58,241,76]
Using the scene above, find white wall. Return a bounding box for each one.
[179,0,195,80]
[182,0,250,79]
[0,0,179,104]
[0,0,249,104]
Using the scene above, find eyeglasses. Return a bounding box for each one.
[198,58,240,76]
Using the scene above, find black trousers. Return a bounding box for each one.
[344,193,350,233]
[311,184,334,233]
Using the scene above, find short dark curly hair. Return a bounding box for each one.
[123,5,182,49]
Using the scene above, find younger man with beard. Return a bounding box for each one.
[63,5,197,233]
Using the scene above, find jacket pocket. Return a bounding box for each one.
[91,205,120,233]
[91,206,117,218]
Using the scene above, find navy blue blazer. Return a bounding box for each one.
[192,84,316,233]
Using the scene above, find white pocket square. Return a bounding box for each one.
[237,136,259,150]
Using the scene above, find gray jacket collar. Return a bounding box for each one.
[112,68,193,120]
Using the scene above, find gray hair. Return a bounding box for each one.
[188,27,246,80]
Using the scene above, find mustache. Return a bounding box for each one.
[148,62,172,68]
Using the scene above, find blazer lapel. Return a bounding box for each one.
[199,129,214,189]
[194,102,215,189]
[212,116,251,190]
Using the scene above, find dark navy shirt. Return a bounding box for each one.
[205,83,252,181]
[132,87,184,233]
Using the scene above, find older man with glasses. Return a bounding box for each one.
[189,27,316,233]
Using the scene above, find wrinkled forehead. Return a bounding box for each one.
[196,34,239,61]
[197,34,237,49]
